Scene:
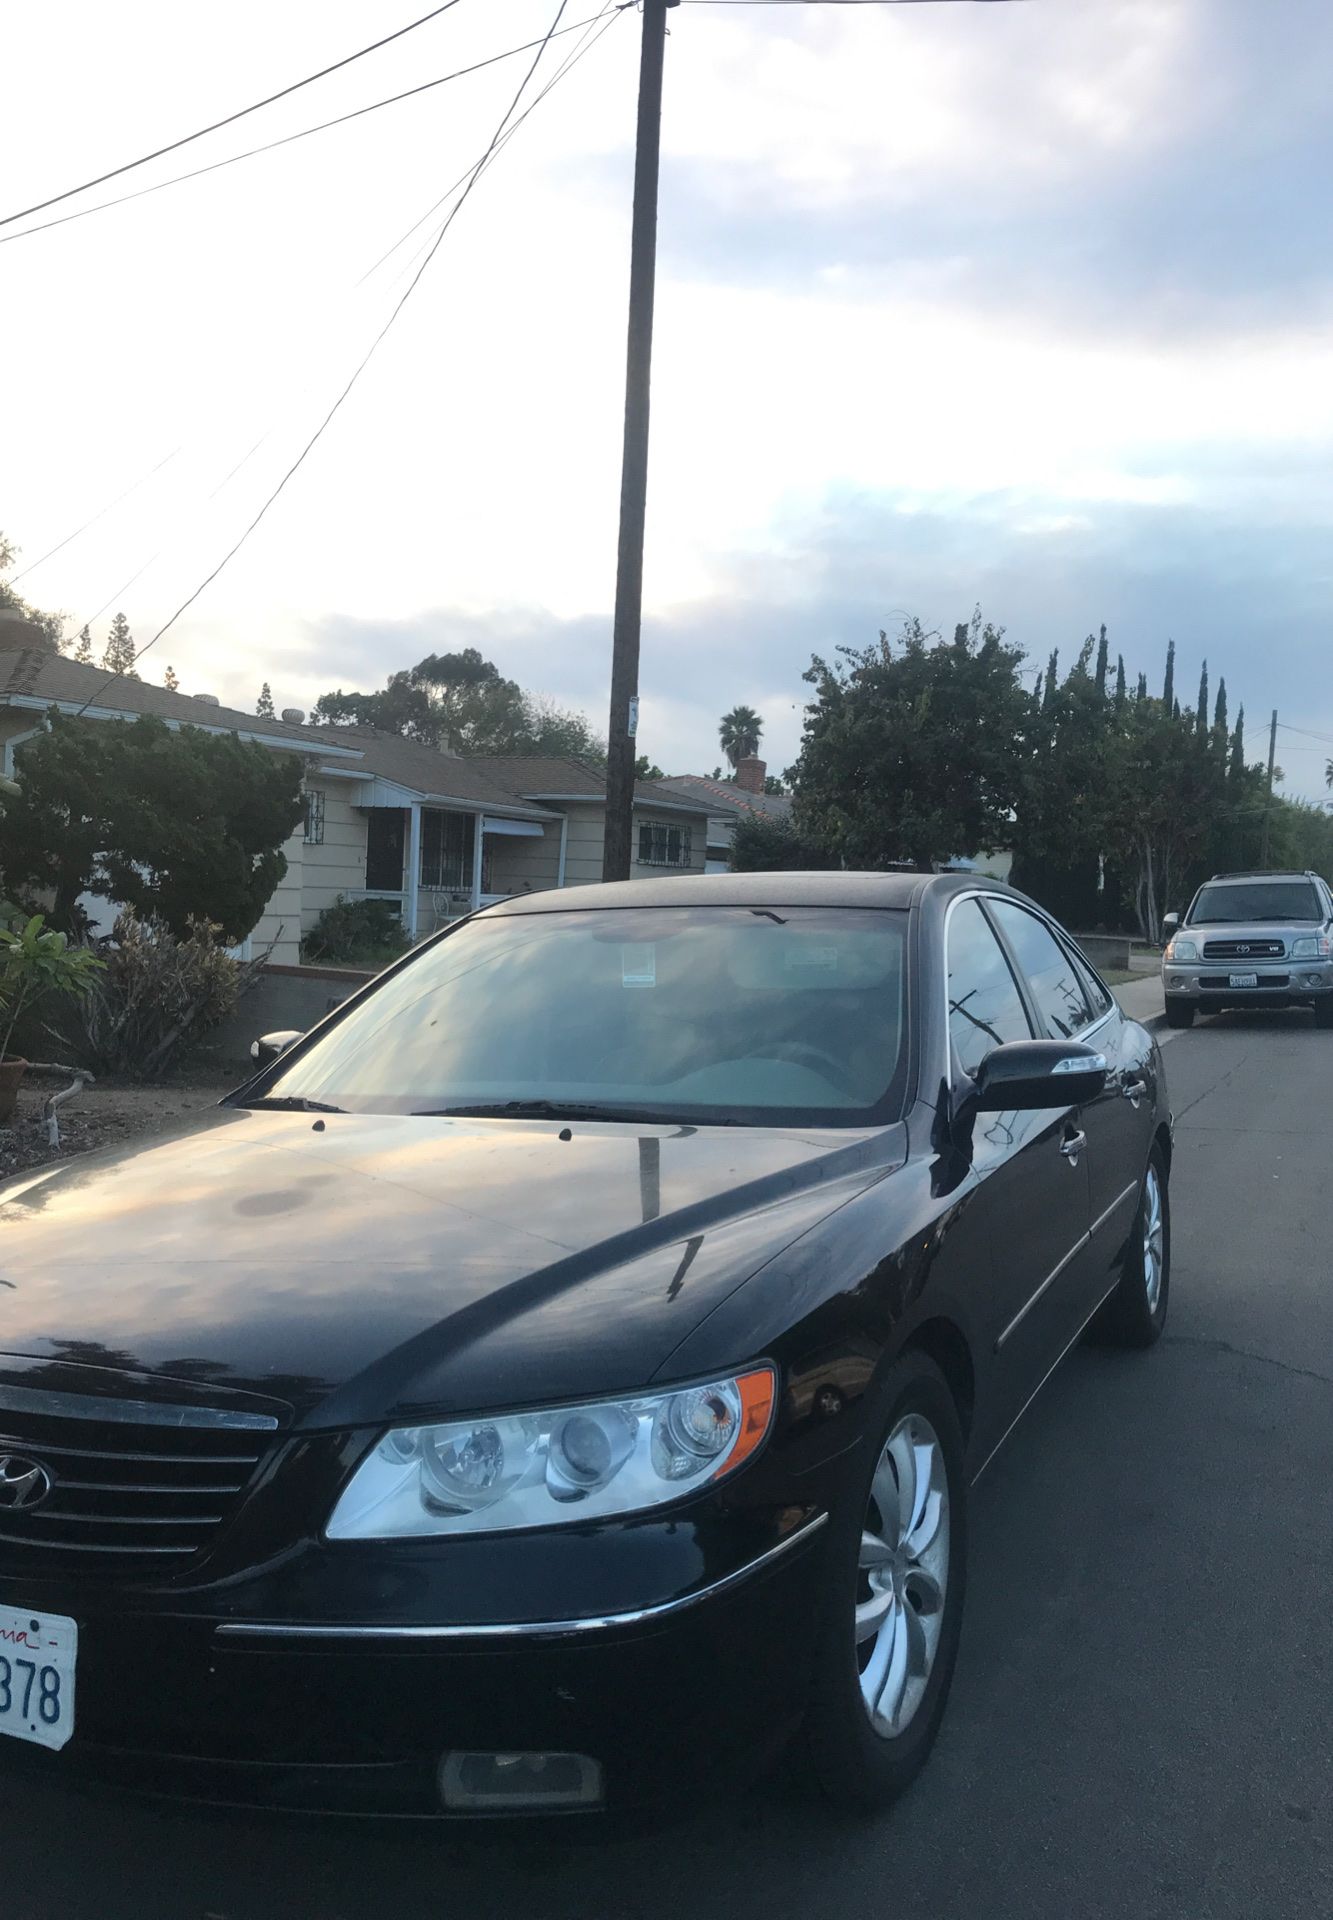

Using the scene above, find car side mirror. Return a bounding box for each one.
[1161,912,1179,937]
[251,1029,303,1068]
[971,1039,1108,1112]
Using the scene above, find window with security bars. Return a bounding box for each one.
[637,821,692,868]
[304,788,325,845]
[420,809,475,889]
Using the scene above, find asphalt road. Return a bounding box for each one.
[11,1010,1333,1920]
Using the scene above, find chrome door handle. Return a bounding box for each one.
[1060,1129,1087,1163]
[1123,1080,1147,1108]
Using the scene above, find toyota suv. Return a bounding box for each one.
[1162,869,1333,1028]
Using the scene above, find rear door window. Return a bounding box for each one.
[988,901,1096,1041]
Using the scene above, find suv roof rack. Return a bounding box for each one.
[1207,869,1320,881]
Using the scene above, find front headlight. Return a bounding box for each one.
[1164,937,1198,962]
[327,1368,777,1540]
[1290,935,1332,959]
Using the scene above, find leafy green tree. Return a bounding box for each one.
[719,705,763,770]
[791,615,1030,871]
[1094,625,1109,696]
[163,664,180,692]
[314,647,604,762]
[255,682,276,718]
[1162,638,1175,710]
[101,611,137,678]
[1213,678,1228,753]
[635,756,665,780]
[0,714,303,941]
[730,812,837,872]
[1196,660,1209,739]
[73,625,95,664]
[1114,655,1127,707]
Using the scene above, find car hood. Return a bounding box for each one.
[0,1108,904,1427]
[1181,920,1312,950]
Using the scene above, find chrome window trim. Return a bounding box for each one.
[214,1511,829,1644]
[0,1383,279,1432]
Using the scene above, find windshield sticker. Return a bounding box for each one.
[622,946,657,988]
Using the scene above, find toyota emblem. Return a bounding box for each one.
[0,1455,53,1511]
[1237,944,1251,955]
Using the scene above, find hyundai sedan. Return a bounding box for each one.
[0,872,1171,1818]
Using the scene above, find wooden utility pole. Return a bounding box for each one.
[1260,708,1278,865]
[603,0,675,882]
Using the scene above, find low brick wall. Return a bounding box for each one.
[203,962,376,1071]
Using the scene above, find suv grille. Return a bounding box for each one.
[1202,939,1285,959]
[0,1389,276,1570]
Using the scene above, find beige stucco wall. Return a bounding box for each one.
[299,784,369,930]
[486,821,563,896]
[631,808,708,881]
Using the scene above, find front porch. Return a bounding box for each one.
[348,802,564,941]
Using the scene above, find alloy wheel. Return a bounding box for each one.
[855,1413,950,1739]
[1142,1165,1165,1313]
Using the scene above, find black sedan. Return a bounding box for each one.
[0,872,1171,1819]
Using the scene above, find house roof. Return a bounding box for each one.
[656,774,793,822]
[318,730,559,815]
[0,647,357,755]
[467,755,711,816]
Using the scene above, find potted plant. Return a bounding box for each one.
[0,914,103,1122]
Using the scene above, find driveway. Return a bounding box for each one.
[8,1008,1333,1920]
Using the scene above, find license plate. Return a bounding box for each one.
[0,1608,76,1751]
[1229,972,1259,988]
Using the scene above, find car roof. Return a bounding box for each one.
[1204,870,1318,882]
[484,870,1017,915]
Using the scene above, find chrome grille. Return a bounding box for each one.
[0,1390,276,1568]
[1202,939,1284,959]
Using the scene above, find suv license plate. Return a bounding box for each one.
[1229,972,1259,988]
[0,1608,77,1751]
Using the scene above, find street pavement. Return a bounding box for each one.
[9,1004,1333,1920]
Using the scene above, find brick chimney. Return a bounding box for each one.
[735,755,766,794]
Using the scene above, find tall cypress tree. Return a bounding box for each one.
[256,682,276,719]
[1197,660,1209,738]
[1137,671,1148,702]
[1041,649,1059,714]
[1162,638,1176,711]
[73,625,94,665]
[1213,678,1228,752]
[1230,706,1246,779]
[1114,653,1126,708]
[101,611,136,678]
[1094,625,1109,696]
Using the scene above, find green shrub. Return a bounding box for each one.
[69,912,244,1079]
[300,896,410,967]
[0,914,104,1062]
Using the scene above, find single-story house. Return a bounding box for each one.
[0,615,711,963]
[656,758,793,872]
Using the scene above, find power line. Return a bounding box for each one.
[74,0,582,716]
[359,2,630,287]
[1,10,620,249]
[9,449,181,583]
[0,0,468,232]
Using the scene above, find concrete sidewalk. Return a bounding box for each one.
[1115,969,1167,1032]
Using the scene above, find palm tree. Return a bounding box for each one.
[719,705,763,771]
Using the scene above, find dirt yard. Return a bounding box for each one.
[0,1073,236,1183]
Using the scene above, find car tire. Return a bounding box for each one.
[801,1351,967,1813]
[1314,1000,1333,1030]
[1093,1145,1170,1349]
[1164,998,1195,1028]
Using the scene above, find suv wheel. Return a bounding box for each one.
[1164,997,1195,1029]
[1315,1000,1333,1030]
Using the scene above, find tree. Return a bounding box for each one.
[255,682,276,718]
[1196,660,1209,740]
[730,812,837,873]
[73,625,95,665]
[1162,638,1175,711]
[0,530,65,650]
[1136,672,1148,702]
[163,664,180,692]
[0,714,304,942]
[719,705,763,770]
[1041,651,1059,714]
[763,775,786,796]
[101,611,137,678]
[1094,625,1109,697]
[634,756,665,780]
[1114,654,1127,708]
[314,646,604,761]
[791,614,1030,871]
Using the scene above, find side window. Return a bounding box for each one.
[990,901,1095,1040]
[1067,943,1113,1021]
[946,897,1034,1077]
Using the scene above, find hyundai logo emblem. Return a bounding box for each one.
[0,1455,53,1512]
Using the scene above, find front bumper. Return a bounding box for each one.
[1163,958,1333,1008]
[0,1513,829,1818]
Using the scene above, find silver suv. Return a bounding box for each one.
[1162,869,1333,1028]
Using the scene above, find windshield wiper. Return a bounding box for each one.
[239,1095,345,1114]
[417,1099,728,1125]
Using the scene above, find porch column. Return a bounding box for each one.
[406,803,422,942]
[471,812,484,910]
[556,812,569,889]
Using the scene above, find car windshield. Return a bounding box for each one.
[1188,881,1322,925]
[254,905,910,1127]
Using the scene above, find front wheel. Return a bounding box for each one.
[1093,1146,1170,1348]
[802,1352,967,1812]
[1164,997,1195,1029]
[1314,999,1333,1030]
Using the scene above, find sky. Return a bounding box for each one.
[4,0,1333,792]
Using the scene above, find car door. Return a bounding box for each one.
[944,896,1094,1410]
[986,898,1136,1333]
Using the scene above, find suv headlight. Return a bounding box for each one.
[1290,935,1332,959]
[1164,937,1198,962]
[327,1369,777,1540]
